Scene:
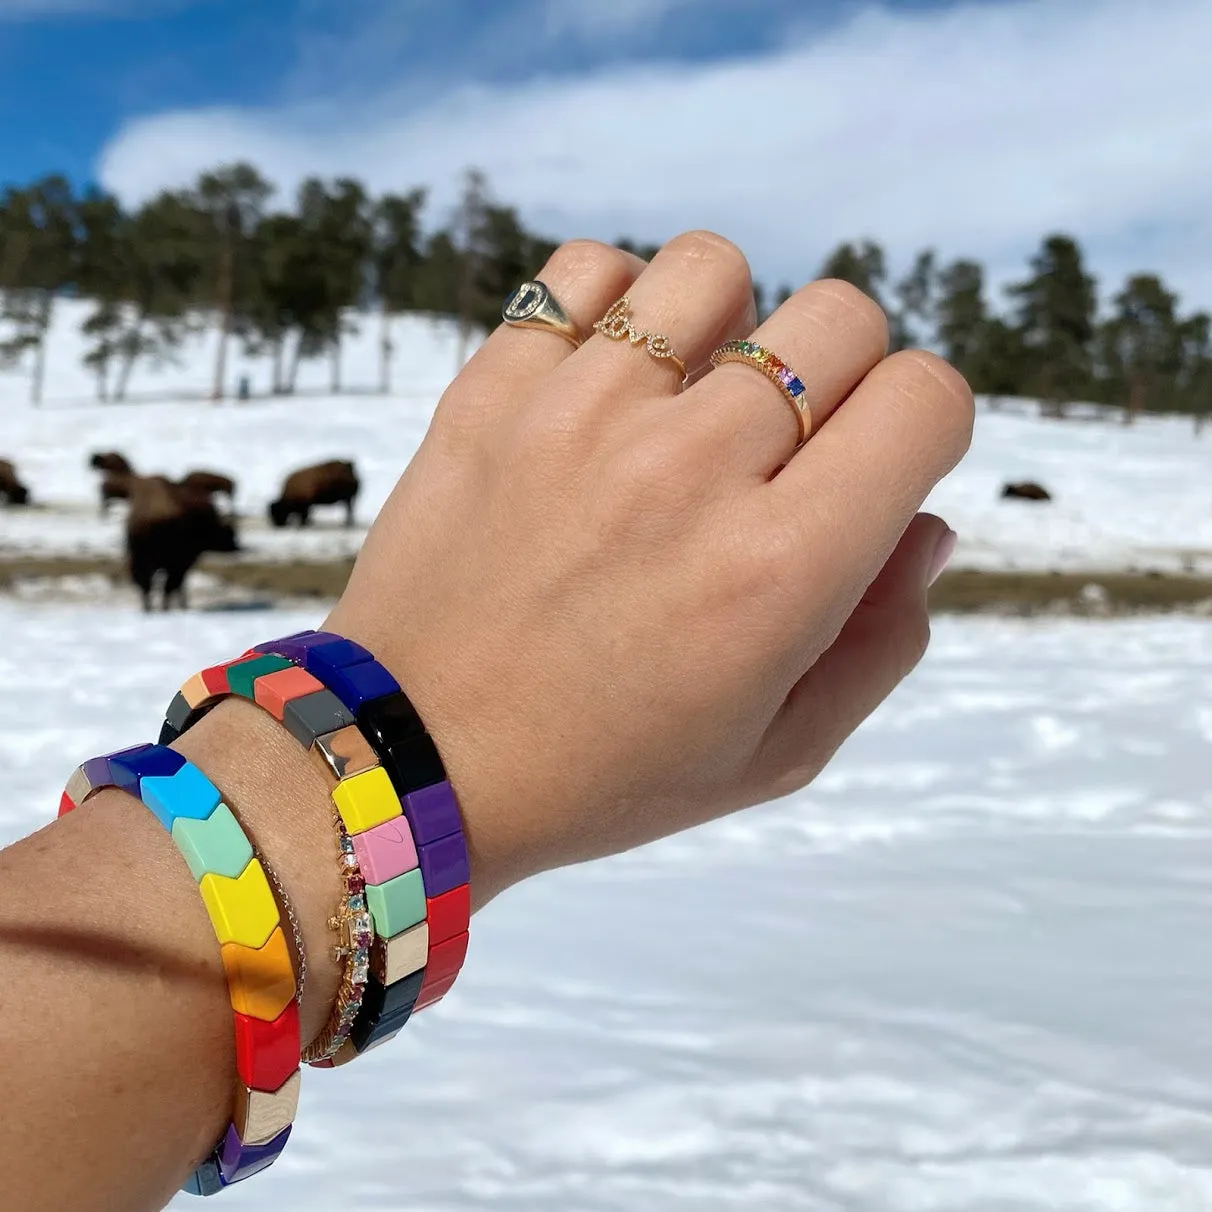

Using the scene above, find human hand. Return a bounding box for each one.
[327,232,973,905]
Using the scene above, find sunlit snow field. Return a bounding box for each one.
[2,602,1210,1211]
[2,300,1211,574]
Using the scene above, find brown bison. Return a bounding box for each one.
[269,460,359,528]
[126,476,239,611]
[0,459,30,506]
[1001,481,1053,502]
[180,470,237,509]
[90,451,134,475]
[100,470,134,515]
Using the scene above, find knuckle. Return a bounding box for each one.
[883,349,976,456]
[809,279,891,350]
[662,229,752,289]
[544,238,634,289]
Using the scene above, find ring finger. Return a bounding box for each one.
[687,279,890,476]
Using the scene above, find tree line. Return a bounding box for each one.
[0,164,1208,420]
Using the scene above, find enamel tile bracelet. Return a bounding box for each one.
[60,746,302,1195]
[59,630,471,1195]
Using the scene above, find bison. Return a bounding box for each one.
[126,476,239,611]
[99,470,135,515]
[0,459,30,506]
[179,470,237,510]
[90,451,134,475]
[1000,481,1053,502]
[269,460,359,528]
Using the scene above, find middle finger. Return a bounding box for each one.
[568,229,757,398]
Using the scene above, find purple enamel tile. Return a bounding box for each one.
[80,755,113,794]
[217,1123,292,1185]
[252,630,315,655]
[403,781,461,846]
[321,659,399,712]
[418,831,470,897]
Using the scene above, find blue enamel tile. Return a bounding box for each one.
[322,660,400,712]
[140,763,222,830]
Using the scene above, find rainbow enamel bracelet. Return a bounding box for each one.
[161,631,471,1064]
[59,746,301,1196]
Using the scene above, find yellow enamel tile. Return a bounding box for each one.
[199,859,279,949]
[331,766,400,834]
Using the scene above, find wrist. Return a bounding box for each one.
[322,603,524,909]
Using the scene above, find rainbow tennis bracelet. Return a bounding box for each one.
[60,747,301,1196]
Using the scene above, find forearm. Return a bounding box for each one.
[0,700,346,1212]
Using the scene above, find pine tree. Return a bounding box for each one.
[890,249,935,351]
[1098,273,1181,422]
[968,318,1030,403]
[1007,234,1097,414]
[819,240,887,307]
[452,168,491,370]
[0,175,77,405]
[934,259,987,379]
[107,191,204,401]
[77,189,130,402]
[374,189,426,394]
[1176,312,1212,430]
[193,164,273,402]
[412,230,461,317]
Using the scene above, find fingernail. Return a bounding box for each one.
[927,528,957,587]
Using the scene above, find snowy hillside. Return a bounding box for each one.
[1,300,1208,573]
[3,602,1211,1210]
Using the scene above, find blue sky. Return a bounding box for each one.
[2,0,1009,188]
[2,0,1211,308]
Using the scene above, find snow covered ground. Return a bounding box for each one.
[1,301,1210,574]
[2,601,1211,1210]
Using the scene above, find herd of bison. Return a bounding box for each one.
[0,453,359,611]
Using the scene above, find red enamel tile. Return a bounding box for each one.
[233,1002,301,1092]
[425,885,470,945]
[413,973,457,1012]
[424,930,469,983]
[201,663,233,696]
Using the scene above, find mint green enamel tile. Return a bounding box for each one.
[171,803,254,881]
[366,869,426,937]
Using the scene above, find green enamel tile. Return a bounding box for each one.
[366,868,426,937]
[172,802,255,881]
[225,655,292,700]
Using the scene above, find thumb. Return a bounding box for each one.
[750,513,955,799]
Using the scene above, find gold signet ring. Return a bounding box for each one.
[502,280,582,349]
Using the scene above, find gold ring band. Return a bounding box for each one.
[709,340,811,448]
[502,280,582,349]
[592,297,687,384]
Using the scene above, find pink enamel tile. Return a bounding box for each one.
[352,816,418,886]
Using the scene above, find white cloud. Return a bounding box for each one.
[97,0,1212,310]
